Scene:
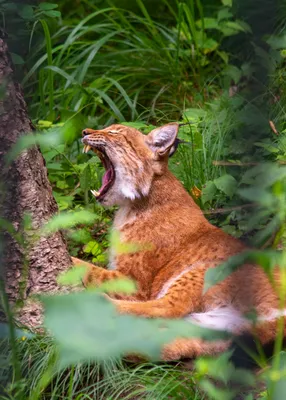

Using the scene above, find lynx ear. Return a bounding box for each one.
[146,123,179,158]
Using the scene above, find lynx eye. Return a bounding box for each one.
[108,130,119,134]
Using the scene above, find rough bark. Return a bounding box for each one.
[0,38,71,328]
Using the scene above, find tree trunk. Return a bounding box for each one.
[0,38,71,328]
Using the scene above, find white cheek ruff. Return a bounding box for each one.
[120,184,140,200]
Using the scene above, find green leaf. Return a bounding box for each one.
[83,240,101,256]
[200,38,219,54]
[267,35,286,50]
[56,180,69,189]
[0,323,34,340]
[200,380,235,400]
[196,351,255,386]
[68,229,92,244]
[80,164,91,192]
[110,230,153,255]
[196,18,219,30]
[213,174,237,197]
[41,211,98,236]
[268,352,286,400]
[11,53,25,65]
[97,278,137,294]
[223,65,242,84]
[57,266,87,286]
[42,291,229,366]
[183,108,207,122]
[204,250,283,293]
[217,8,233,21]
[18,5,34,19]
[43,10,61,18]
[39,2,58,10]
[202,181,217,204]
[221,0,232,6]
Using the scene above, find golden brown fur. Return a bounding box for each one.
[73,123,284,361]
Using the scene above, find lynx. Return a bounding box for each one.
[73,123,283,361]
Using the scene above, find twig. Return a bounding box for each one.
[213,161,286,166]
[203,203,255,215]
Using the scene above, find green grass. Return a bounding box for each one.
[1,335,200,400]
[23,0,248,125]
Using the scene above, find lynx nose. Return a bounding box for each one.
[82,128,97,137]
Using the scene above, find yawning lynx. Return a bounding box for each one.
[73,123,283,361]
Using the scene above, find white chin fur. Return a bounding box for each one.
[120,184,140,201]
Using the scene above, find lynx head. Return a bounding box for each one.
[81,123,179,206]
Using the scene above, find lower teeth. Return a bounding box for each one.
[91,190,100,197]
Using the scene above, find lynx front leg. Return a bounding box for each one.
[71,257,126,287]
[110,266,206,318]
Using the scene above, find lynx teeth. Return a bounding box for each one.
[91,190,100,197]
[82,145,91,153]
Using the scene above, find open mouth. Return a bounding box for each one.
[82,144,115,200]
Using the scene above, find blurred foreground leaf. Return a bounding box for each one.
[204,250,283,293]
[0,323,34,340]
[57,266,87,285]
[42,291,229,367]
[268,352,286,400]
[40,210,98,236]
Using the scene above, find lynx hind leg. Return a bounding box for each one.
[161,337,231,361]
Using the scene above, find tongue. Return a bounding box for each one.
[102,168,112,186]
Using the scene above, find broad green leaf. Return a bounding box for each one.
[39,2,58,10]
[56,180,69,189]
[196,18,219,30]
[196,351,255,385]
[223,65,242,84]
[200,380,235,400]
[200,38,219,54]
[44,10,61,18]
[80,165,91,192]
[202,181,217,204]
[221,0,232,6]
[11,53,25,65]
[42,291,229,366]
[217,8,232,21]
[214,174,237,197]
[238,188,274,206]
[268,352,286,400]
[97,278,137,294]
[83,240,102,256]
[18,5,34,19]
[204,250,283,293]
[267,35,286,50]
[0,323,34,340]
[110,230,153,255]
[6,128,64,164]
[92,254,107,264]
[183,108,207,122]
[68,229,92,244]
[57,266,87,285]
[41,211,98,236]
